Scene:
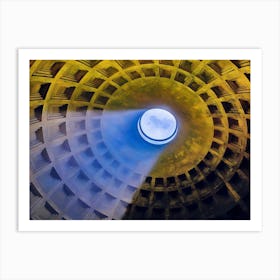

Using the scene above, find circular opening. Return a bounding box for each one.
[137,108,178,145]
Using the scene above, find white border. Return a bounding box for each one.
[18,48,262,232]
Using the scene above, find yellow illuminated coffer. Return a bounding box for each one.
[29,58,250,220]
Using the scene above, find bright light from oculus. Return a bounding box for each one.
[137,108,178,145]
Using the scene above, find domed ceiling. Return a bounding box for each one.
[29,59,250,220]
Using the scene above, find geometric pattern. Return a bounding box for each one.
[30,60,250,220]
